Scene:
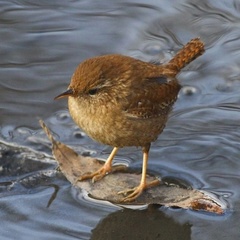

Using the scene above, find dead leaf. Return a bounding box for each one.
[39,120,226,214]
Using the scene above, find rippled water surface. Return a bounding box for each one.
[1,0,240,239]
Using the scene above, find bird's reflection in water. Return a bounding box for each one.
[91,205,191,240]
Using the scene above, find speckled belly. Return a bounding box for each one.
[68,96,169,147]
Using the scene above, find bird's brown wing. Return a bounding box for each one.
[122,77,181,119]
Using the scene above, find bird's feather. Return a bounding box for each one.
[123,77,181,119]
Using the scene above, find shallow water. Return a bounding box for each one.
[1,0,240,239]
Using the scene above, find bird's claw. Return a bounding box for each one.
[76,167,109,183]
[76,164,127,183]
[118,186,143,202]
[118,179,160,202]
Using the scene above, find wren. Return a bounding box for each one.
[55,38,205,202]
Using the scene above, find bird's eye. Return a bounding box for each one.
[88,88,98,95]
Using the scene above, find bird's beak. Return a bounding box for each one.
[54,88,74,100]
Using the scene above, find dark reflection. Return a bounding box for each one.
[91,206,191,240]
[46,184,60,208]
[0,142,55,177]
[0,140,63,200]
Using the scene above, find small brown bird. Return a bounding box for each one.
[55,38,204,202]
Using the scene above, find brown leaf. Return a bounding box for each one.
[39,120,226,214]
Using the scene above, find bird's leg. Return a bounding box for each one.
[118,144,160,202]
[78,147,121,183]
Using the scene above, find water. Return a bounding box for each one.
[1,0,240,239]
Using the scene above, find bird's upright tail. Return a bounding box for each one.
[163,38,205,76]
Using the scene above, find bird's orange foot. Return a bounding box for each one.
[77,164,127,183]
[118,179,160,202]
